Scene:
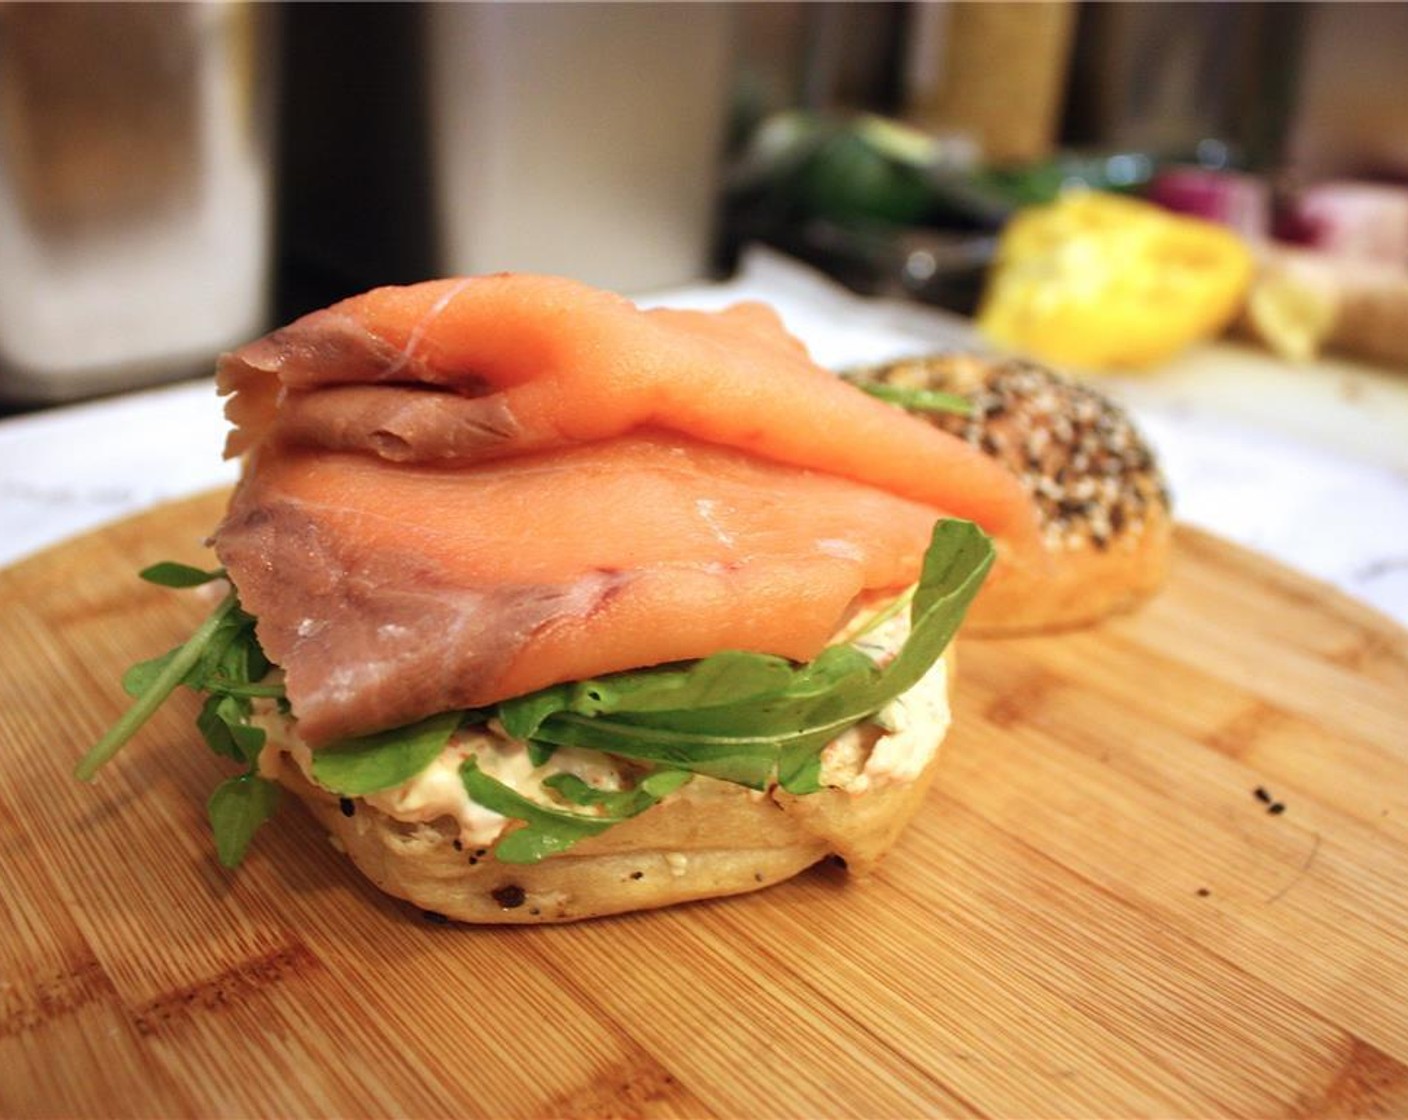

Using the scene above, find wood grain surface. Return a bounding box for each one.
[2,490,1407,1118]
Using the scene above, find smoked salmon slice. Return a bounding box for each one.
[216,435,947,743]
[218,273,1037,546]
[213,273,1041,741]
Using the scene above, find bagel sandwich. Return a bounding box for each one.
[76,273,1017,923]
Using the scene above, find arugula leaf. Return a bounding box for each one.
[461,757,687,864]
[197,694,267,766]
[140,562,226,588]
[122,648,181,698]
[495,715,780,789]
[461,757,620,862]
[81,569,286,866]
[856,380,974,417]
[309,712,463,797]
[207,774,281,868]
[497,519,993,797]
[543,769,691,816]
[119,601,272,702]
[639,769,694,799]
[75,590,243,781]
[566,651,800,716]
[525,740,557,767]
[207,610,270,690]
[497,646,884,789]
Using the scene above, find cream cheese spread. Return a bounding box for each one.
[257,593,951,847]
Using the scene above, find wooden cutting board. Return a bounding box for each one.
[3,490,1407,1118]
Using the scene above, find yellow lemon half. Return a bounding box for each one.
[978,191,1254,370]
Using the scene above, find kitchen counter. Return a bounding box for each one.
[2,248,1406,627]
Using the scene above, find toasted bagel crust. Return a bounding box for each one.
[846,353,1172,635]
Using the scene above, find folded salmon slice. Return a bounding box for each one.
[218,274,1037,546]
[214,274,1041,741]
[216,435,946,743]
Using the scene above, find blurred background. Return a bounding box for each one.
[2,0,1407,407]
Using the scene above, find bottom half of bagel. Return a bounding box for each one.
[252,646,955,925]
[971,508,1172,636]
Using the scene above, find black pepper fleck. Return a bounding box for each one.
[629,870,644,881]
[1254,786,1273,804]
[1196,888,1211,898]
[492,884,527,909]
[339,798,356,818]
[452,839,463,852]
[1268,802,1287,815]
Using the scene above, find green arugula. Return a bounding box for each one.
[208,773,282,867]
[138,561,230,589]
[497,518,992,801]
[460,758,691,864]
[310,712,465,796]
[75,566,282,868]
[544,768,693,813]
[855,380,974,417]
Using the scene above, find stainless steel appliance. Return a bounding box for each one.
[0,3,276,404]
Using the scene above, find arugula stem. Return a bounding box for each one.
[74,591,240,781]
[857,381,973,416]
[848,586,915,643]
